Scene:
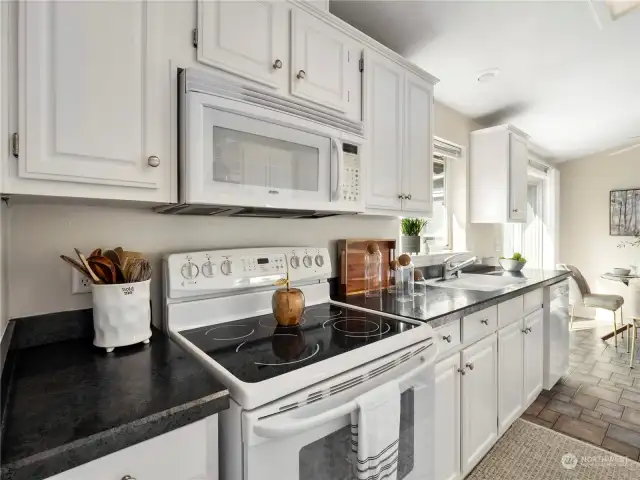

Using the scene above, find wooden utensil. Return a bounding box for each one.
[74,248,101,284]
[60,255,92,280]
[103,249,121,267]
[88,256,117,284]
[127,258,152,282]
[89,248,103,258]
[114,246,124,263]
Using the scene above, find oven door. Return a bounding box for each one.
[184,91,346,211]
[241,347,435,480]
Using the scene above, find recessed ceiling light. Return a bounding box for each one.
[477,68,500,83]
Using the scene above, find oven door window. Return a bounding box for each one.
[299,390,415,480]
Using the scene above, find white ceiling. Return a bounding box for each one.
[330,0,640,161]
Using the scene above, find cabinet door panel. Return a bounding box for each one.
[435,354,461,480]
[498,320,524,436]
[291,8,359,114]
[461,334,497,476]
[19,1,166,191]
[197,0,288,89]
[508,133,528,221]
[524,309,544,405]
[365,52,403,211]
[402,73,433,215]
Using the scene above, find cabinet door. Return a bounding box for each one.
[497,320,524,436]
[402,73,434,216]
[291,8,361,115]
[365,52,403,211]
[508,133,528,222]
[435,354,462,480]
[18,1,168,195]
[461,334,498,476]
[524,309,544,405]
[197,1,288,90]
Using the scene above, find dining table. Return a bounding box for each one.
[600,271,640,341]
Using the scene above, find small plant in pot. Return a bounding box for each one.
[499,252,527,272]
[401,218,427,254]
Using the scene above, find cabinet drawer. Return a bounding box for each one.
[524,289,543,315]
[463,306,497,344]
[498,296,524,327]
[435,320,461,356]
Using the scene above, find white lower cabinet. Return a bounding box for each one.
[497,320,524,436]
[524,309,544,405]
[461,333,498,476]
[46,416,218,480]
[434,354,461,480]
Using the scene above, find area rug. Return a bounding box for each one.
[466,419,640,479]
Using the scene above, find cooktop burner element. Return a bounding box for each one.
[178,303,420,383]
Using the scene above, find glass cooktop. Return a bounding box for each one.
[179,303,421,383]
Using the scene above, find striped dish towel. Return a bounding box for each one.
[350,382,401,480]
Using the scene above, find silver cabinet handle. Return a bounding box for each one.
[273,59,283,69]
[297,69,306,79]
[522,328,528,334]
[480,319,489,325]
[122,476,136,480]
[457,367,466,375]
[398,194,405,199]
[442,334,452,343]
[466,362,474,371]
[406,194,412,200]
[148,156,160,167]
[513,208,519,213]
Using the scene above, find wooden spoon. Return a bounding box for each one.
[74,248,101,284]
[88,256,117,284]
[89,248,103,258]
[103,249,121,267]
[60,255,92,281]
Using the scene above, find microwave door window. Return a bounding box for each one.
[269,144,319,193]
[298,389,415,480]
[213,127,269,187]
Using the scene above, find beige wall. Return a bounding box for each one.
[4,101,496,319]
[559,148,640,318]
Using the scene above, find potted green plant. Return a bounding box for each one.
[401,218,427,254]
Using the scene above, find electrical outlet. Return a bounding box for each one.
[71,268,92,294]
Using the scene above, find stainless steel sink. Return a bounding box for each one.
[425,273,527,292]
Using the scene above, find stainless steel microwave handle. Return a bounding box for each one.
[253,354,431,439]
[331,138,343,201]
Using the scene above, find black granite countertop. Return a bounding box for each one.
[0,313,229,480]
[332,269,570,329]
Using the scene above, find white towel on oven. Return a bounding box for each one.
[350,382,400,480]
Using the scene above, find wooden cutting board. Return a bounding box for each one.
[337,239,397,295]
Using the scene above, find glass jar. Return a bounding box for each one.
[364,250,382,297]
[387,268,396,293]
[396,262,414,302]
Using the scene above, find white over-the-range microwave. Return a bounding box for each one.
[156,69,364,218]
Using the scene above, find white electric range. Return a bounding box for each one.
[163,247,437,480]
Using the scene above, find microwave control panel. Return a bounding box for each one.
[341,143,360,203]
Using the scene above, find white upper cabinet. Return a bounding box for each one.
[402,72,433,215]
[497,320,524,436]
[461,333,497,476]
[290,8,361,116]
[366,51,403,211]
[469,125,529,223]
[16,0,171,200]
[365,51,435,217]
[523,309,544,405]
[197,1,288,90]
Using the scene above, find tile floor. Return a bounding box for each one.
[520,323,640,461]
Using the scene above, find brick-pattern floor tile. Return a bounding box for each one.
[570,393,599,410]
[606,424,640,449]
[579,414,609,429]
[553,415,607,445]
[579,384,623,403]
[538,408,560,424]
[621,407,640,427]
[545,399,583,418]
[602,436,640,461]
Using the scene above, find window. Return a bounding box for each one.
[423,156,451,251]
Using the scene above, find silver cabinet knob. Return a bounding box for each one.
[442,335,452,343]
[466,362,474,371]
[480,319,489,325]
[273,59,283,69]
[148,155,160,167]
[297,69,306,79]
[406,194,412,200]
[457,367,466,375]
[122,476,136,480]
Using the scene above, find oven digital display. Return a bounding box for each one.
[257,258,269,265]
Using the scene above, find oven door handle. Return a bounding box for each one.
[253,354,431,439]
[331,138,343,201]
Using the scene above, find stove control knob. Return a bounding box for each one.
[220,260,233,276]
[202,261,216,278]
[303,255,313,268]
[181,262,199,280]
[315,254,324,267]
[290,255,300,269]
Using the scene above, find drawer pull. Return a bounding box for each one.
[442,334,452,343]
[480,319,489,325]
[122,476,136,480]
[273,59,283,69]
[297,69,306,80]
[457,367,466,375]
